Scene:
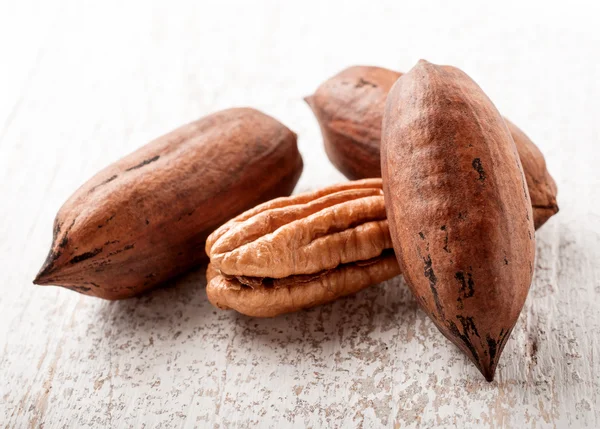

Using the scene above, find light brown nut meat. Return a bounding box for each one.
[34,108,303,300]
[205,179,401,317]
[381,60,536,382]
[306,65,558,229]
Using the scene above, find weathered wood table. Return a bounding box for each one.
[1,1,599,427]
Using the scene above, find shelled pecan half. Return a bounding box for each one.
[205,179,401,317]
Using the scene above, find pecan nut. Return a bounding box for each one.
[205,179,400,317]
[381,60,536,381]
[33,108,303,300]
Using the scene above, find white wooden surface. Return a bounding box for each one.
[1,1,599,428]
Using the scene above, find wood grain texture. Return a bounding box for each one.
[1,0,599,428]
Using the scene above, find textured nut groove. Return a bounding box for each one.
[205,179,401,317]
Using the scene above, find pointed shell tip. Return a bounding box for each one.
[33,263,56,286]
[481,365,496,382]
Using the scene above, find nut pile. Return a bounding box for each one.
[35,60,558,381]
[305,65,558,229]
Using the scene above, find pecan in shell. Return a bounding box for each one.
[381,60,536,381]
[306,65,558,229]
[34,108,303,299]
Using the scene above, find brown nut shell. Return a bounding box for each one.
[34,108,303,300]
[381,60,536,381]
[306,65,558,229]
[504,119,558,228]
[305,66,400,179]
[205,179,401,317]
